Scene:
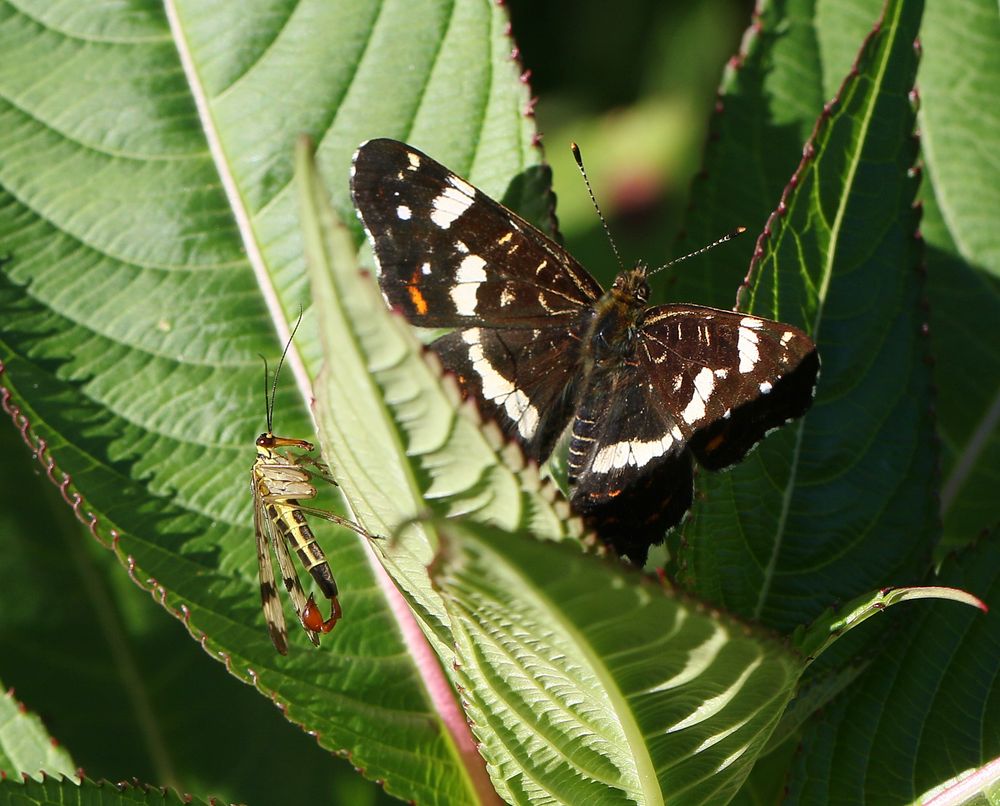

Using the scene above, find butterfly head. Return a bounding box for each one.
[610,265,650,308]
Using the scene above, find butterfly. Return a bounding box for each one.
[350,138,819,563]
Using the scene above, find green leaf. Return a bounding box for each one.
[661,0,997,797]
[918,0,1000,550]
[664,0,882,311]
[430,519,803,805]
[786,533,1000,803]
[0,684,76,781]
[918,0,1000,281]
[792,584,986,663]
[294,138,582,802]
[675,0,936,634]
[0,418,392,804]
[0,2,538,802]
[0,777,210,806]
[2,0,997,802]
[914,758,1000,806]
[922,187,1000,552]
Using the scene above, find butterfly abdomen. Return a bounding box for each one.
[567,412,598,483]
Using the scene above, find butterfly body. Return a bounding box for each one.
[352,139,819,562]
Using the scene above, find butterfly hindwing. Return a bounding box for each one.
[433,324,587,462]
[352,139,603,327]
[567,362,684,491]
[566,366,694,562]
[572,453,694,564]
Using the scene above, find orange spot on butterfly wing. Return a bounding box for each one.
[407,285,429,315]
[705,431,728,454]
[405,267,430,315]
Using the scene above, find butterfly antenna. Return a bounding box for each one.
[647,227,748,278]
[571,143,625,272]
[268,308,305,433]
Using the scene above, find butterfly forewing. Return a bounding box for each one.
[562,305,818,560]
[352,138,602,328]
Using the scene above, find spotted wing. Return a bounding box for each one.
[351,138,603,328]
[433,324,586,463]
[253,477,290,654]
[568,305,818,563]
[637,305,819,469]
[568,367,694,564]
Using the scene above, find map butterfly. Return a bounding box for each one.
[351,138,819,563]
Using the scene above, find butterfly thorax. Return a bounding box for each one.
[584,266,650,366]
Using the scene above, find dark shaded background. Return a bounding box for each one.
[510,0,750,289]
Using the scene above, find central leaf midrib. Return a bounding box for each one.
[459,535,663,805]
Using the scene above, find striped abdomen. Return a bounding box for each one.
[267,501,339,599]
